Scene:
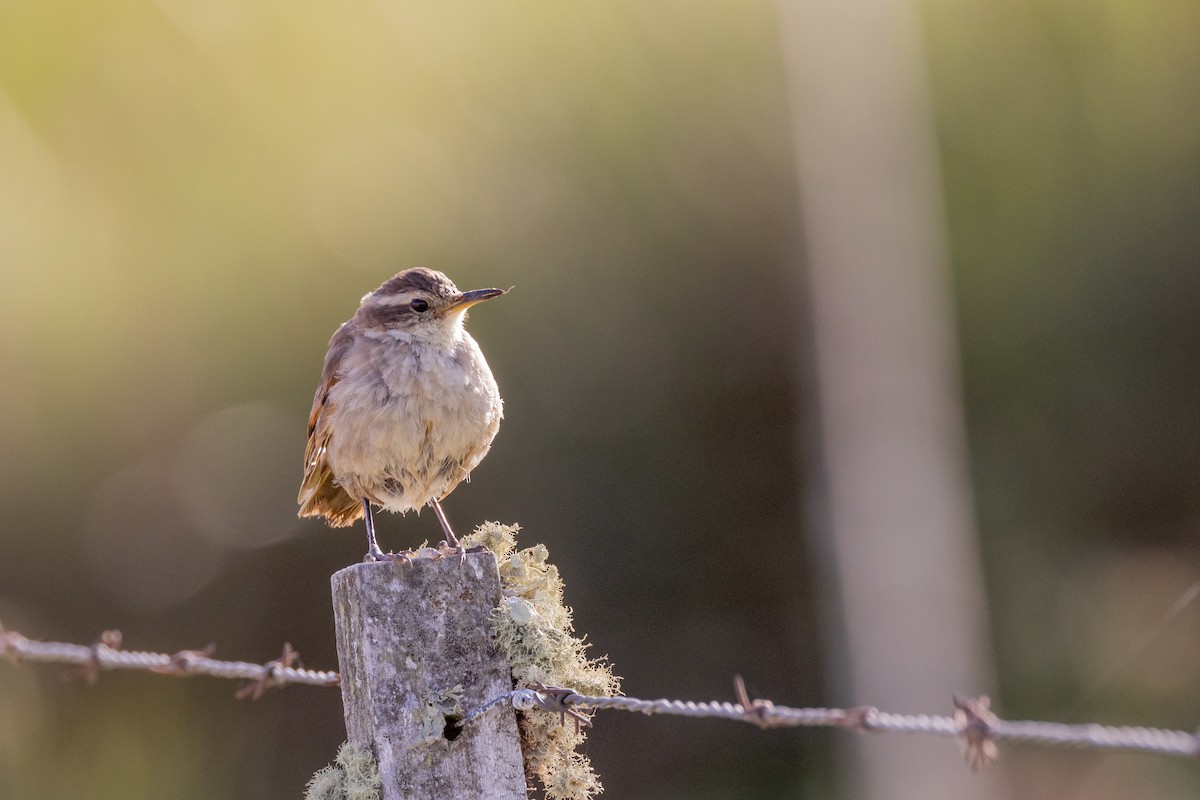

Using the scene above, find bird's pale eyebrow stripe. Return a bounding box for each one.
[366,290,420,307]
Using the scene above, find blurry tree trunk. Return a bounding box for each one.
[331,555,528,800]
[776,2,1007,798]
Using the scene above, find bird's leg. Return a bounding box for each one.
[431,499,462,549]
[362,498,386,562]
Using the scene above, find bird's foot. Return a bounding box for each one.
[364,548,416,566]
[435,540,486,563]
[435,540,463,560]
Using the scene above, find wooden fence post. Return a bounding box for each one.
[331,552,528,800]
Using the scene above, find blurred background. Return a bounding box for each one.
[2,1,1200,798]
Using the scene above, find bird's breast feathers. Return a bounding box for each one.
[323,332,502,484]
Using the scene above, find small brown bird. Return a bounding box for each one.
[297,268,507,560]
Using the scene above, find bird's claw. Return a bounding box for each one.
[435,541,471,563]
[364,549,416,566]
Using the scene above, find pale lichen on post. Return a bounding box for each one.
[462,522,621,800]
[305,743,381,800]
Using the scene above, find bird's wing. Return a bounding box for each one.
[297,324,362,526]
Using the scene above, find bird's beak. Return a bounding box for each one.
[448,286,508,311]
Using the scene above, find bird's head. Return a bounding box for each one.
[356,268,507,341]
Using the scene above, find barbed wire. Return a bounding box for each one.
[0,623,339,699]
[460,677,1200,770]
[6,623,1199,767]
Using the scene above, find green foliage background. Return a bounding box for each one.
[2,1,1199,797]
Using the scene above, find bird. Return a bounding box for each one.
[297,268,507,560]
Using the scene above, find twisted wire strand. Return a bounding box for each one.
[467,687,1200,762]
[1,626,339,693]
[989,719,1198,755]
[6,622,1198,759]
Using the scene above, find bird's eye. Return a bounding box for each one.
[410,299,430,313]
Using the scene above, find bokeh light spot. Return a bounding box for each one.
[171,402,302,550]
[83,458,223,612]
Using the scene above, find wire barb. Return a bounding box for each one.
[954,694,1001,771]
[530,682,594,733]
[72,629,123,685]
[235,643,301,700]
[733,674,789,729]
[148,644,219,677]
